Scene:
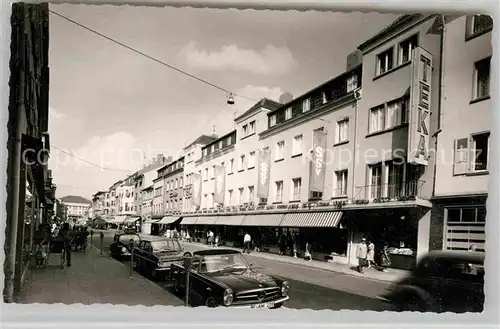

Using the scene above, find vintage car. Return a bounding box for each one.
[170,249,290,308]
[382,250,484,313]
[109,231,141,260]
[132,236,186,280]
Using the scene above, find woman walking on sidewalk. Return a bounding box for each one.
[58,223,74,267]
[356,238,368,274]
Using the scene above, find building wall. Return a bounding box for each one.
[120,185,135,214]
[259,102,356,203]
[153,178,164,216]
[354,16,441,202]
[63,202,90,217]
[164,170,184,212]
[434,16,492,197]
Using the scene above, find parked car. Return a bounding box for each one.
[109,231,141,260]
[132,236,186,280]
[170,249,290,309]
[382,250,484,313]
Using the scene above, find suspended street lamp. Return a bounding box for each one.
[227,93,235,105]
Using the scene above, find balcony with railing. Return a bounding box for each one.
[354,180,425,203]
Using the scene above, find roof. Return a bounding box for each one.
[234,98,282,122]
[357,14,424,52]
[193,249,241,256]
[202,130,236,150]
[60,195,92,205]
[423,250,485,263]
[184,134,218,151]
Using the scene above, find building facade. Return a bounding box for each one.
[60,195,92,222]
[152,175,164,217]
[91,191,106,218]
[162,157,185,213]
[182,135,218,212]
[430,15,492,253]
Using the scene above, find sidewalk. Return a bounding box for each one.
[182,241,409,283]
[18,243,183,306]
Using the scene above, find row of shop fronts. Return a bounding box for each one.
[140,202,438,271]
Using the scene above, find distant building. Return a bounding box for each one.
[91,191,106,218]
[60,195,92,223]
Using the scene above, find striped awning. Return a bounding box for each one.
[216,215,245,226]
[241,214,284,227]
[180,217,199,225]
[280,212,343,228]
[143,218,160,224]
[124,216,140,224]
[156,216,180,225]
[196,216,217,225]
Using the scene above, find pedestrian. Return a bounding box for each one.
[380,244,391,272]
[215,234,219,247]
[356,238,368,274]
[34,223,51,267]
[304,242,312,261]
[278,233,286,256]
[208,230,215,247]
[367,241,375,268]
[243,232,251,254]
[292,233,298,258]
[58,222,74,267]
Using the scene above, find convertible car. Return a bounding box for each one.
[170,249,290,308]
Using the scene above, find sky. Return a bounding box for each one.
[47,4,400,199]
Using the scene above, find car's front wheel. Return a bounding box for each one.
[205,297,218,308]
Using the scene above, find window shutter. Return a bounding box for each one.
[453,138,469,175]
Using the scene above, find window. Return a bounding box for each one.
[238,188,244,205]
[474,58,491,99]
[175,179,178,189]
[248,151,256,168]
[336,119,349,144]
[226,135,232,145]
[302,98,310,112]
[376,48,393,76]
[239,155,246,171]
[387,162,405,198]
[270,115,277,127]
[386,98,408,129]
[228,189,233,206]
[346,73,359,92]
[228,159,234,173]
[248,186,254,203]
[471,133,490,172]
[180,178,183,187]
[398,34,418,65]
[285,107,292,120]
[292,178,301,200]
[202,149,207,157]
[219,141,223,149]
[466,15,493,38]
[204,168,208,180]
[211,145,215,153]
[276,141,285,160]
[369,105,385,133]
[292,135,303,156]
[275,181,283,202]
[242,124,248,137]
[369,164,383,199]
[211,166,215,179]
[334,170,348,197]
[249,121,256,134]
[322,92,328,104]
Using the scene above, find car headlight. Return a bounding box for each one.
[121,247,127,253]
[281,281,290,297]
[223,289,233,306]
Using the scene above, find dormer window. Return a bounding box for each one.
[269,114,277,127]
[302,98,310,112]
[285,107,292,120]
[346,73,359,92]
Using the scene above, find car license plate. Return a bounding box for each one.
[251,302,274,309]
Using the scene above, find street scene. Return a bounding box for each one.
[4,2,492,318]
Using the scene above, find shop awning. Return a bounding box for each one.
[196,216,217,225]
[241,214,284,227]
[124,216,140,224]
[113,216,126,224]
[156,216,180,225]
[180,217,198,225]
[143,218,160,224]
[216,215,245,226]
[93,218,107,225]
[280,211,343,228]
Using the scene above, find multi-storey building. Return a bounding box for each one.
[430,14,492,253]
[162,156,185,214]
[103,191,112,217]
[91,191,106,218]
[5,3,51,302]
[60,195,92,223]
[182,135,218,212]
[152,174,164,217]
[133,155,170,217]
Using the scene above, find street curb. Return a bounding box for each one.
[184,242,401,285]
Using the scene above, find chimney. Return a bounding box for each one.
[346,49,363,71]
[279,92,294,104]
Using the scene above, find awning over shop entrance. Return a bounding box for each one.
[143,218,160,224]
[180,217,198,225]
[113,216,126,224]
[124,216,140,224]
[280,211,343,228]
[241,214,284,227]
[156,216,180,225]
[216,215,245,226]
[196,216,217,225]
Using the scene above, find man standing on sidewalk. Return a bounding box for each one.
[356,238,368,274]
[242,232,251,254]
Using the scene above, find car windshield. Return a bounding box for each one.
[151,240,181,253]
[199,253,249,273]
[118,234,140,244]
